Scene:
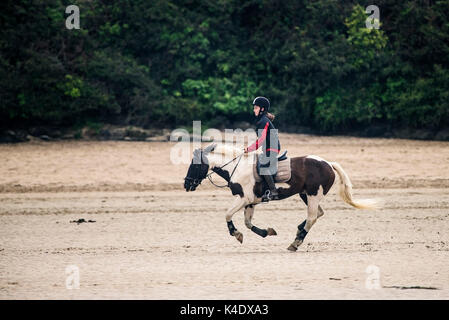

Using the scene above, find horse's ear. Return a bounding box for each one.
[203,143,216,154]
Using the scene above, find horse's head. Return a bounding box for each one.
[184,143,216,192]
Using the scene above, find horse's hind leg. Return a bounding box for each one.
[244,204,277,238]
[288,188,324,251]
[295,206,324,233]
[296,193,325,229]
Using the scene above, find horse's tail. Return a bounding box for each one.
[330,162,378,210]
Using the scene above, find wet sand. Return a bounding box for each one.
[1,134,448,299]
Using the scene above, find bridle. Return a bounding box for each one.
[184,148,244,190]
[183,176,203,187]
[206,153,244,188]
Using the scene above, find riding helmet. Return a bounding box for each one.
[252,96,270,113]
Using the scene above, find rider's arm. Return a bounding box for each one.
[247,121,269,152]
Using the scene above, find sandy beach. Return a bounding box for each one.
[1,134,448,299]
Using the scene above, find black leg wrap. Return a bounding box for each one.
[227,220,237,236]
[251,226,268,238]
[298,220,306,231]
[299,193,308,205]
[296,228,308,241]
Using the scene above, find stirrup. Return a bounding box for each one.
[261,190,271,202]
[261,189,279,202]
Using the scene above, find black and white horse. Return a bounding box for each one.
[183,143,377,251]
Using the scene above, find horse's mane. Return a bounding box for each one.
[200,142,259,167]
[209,143,242,157]
[202,143,244,168]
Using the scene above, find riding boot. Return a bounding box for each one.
[262,174,280,201]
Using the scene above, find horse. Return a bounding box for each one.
[183,143,377,251]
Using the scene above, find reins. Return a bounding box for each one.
[207,153,244,188]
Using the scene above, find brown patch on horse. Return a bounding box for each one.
[253,157,335,199]
[229,182,244,197]
[253,181,265,198]
[302,157,335,196]
[211,167,244,197]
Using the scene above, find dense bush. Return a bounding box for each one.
[0,0,448,133]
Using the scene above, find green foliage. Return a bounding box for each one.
[58,75,82,98]
[345,5,388,69]
[0,0,448,133]
[315,85,384,131]
[182,77,258,116]
[385,65,449,128]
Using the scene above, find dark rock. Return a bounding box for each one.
[0,131,15,143]
[71,218,86,224]
[145,135,169,142]
[50,130,62,138]
[107,127,127,140]
[70,218,96,224]
[125,127,148,140]
[29,127,62,138]
[411,129,435,140]
[39,135,51,141]
[98,128,111,139]
[362,125,391,138]
[435,128,449,141]
[0,130,29,143]
[29,127,49,136]
[392,128,435,140]
[26,135,39,141]
[61,133,76,140]
[125,126,163,140]
[81,127,98,139]
[96,125,163,141]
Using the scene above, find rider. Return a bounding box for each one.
[244,96,281,201]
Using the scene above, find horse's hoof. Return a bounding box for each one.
[287,239,303,251]
[234,231,243,244]
[267,228,277,236]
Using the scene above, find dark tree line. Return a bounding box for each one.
[0,0,448,136]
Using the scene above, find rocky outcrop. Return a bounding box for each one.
[435,128,449,141]
[0,125,171,143]
[1,124,449,143]
[0,130,29,143]
[84,125,171,141]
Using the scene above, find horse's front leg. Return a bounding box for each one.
[226,197,247,243]
[244,204,277,238]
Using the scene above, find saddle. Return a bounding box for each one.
[253,150,291,183]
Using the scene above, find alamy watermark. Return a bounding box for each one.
[365,5,380,29]
[64,5,380,31]
[65,265,80,289]
[65,5,80,30]
[365,264,381,289]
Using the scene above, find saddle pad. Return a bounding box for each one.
[253,154,292,183]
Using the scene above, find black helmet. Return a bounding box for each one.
[252,96,270,113]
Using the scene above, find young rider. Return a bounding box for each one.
[244,96,281,201]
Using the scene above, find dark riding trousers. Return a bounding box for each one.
[258,150,278,176]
